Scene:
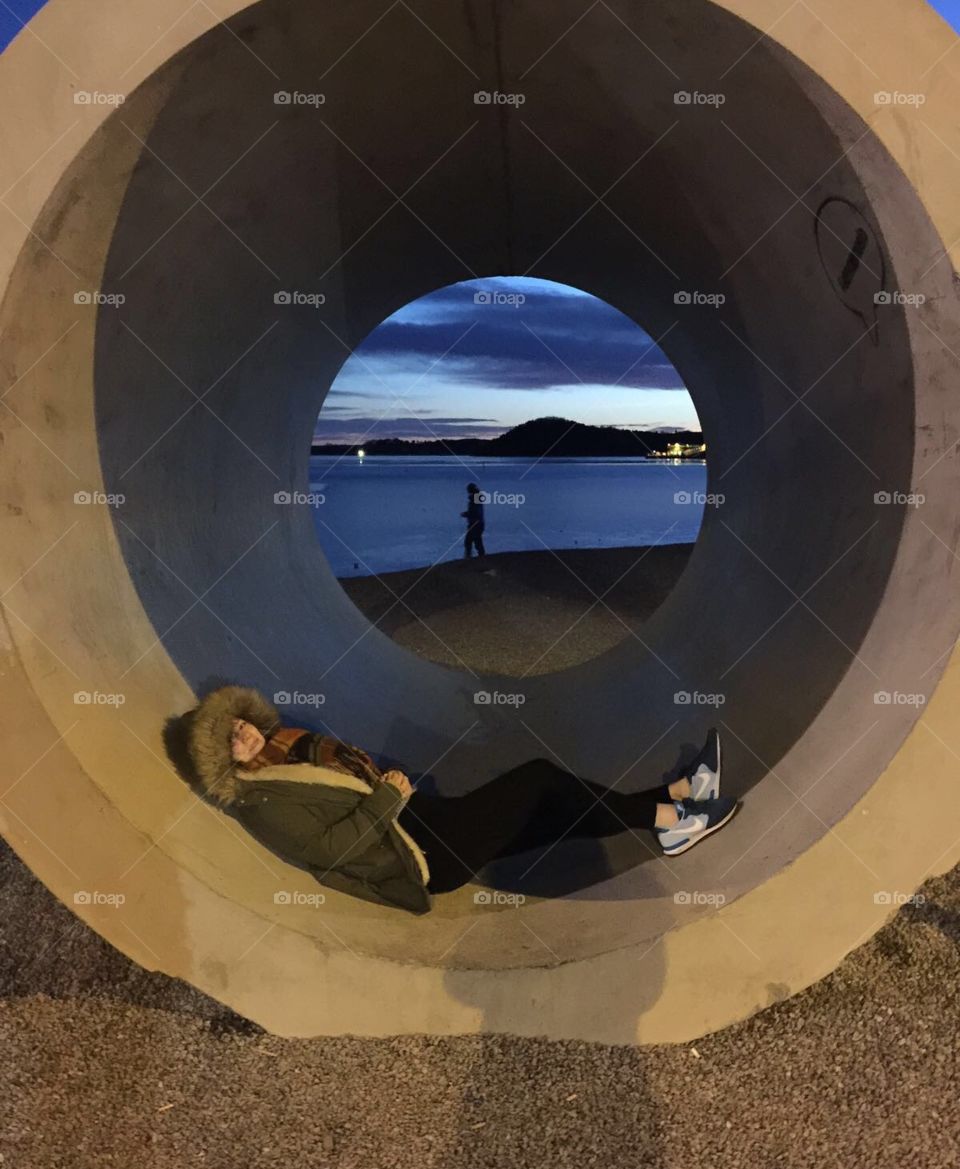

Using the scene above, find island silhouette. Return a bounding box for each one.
[312,416,705,459]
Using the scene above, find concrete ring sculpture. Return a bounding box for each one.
[1,0,959,1042]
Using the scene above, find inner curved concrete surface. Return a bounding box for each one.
[2,0,960,1042]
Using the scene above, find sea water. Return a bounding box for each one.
[308,455,707,577]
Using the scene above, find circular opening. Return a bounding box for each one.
[311,275,704,677]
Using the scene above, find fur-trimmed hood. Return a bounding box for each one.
[185,684,432,900]
[187,684,284,805]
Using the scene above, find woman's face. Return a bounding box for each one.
[230,717,265,764]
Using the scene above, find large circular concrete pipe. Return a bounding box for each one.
[1,0,959,1043]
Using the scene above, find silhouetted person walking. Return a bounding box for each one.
[461,481,486,558]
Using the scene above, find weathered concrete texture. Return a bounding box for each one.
[1,0,960,1041]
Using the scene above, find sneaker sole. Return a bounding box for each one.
[661,800,739,856]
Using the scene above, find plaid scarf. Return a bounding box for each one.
[240,725,385,786]
[240,726,310,770]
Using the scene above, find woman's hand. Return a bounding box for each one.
[383,769,413,798]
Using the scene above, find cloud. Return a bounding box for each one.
[344,276,688,393]
[316,276,698,437]
[313,414,506,442]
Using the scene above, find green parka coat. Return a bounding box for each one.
[187,685,432,915]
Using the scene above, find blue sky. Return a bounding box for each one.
[932,0,960,23]
[4,1,958,52]
[0,1,45,50]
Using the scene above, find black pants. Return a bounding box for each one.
[396,756,673,893]
[464,523,486,557]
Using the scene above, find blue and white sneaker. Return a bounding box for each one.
[684,726,721,802]
[657,795,738,856]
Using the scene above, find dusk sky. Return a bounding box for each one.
[315,276,697,445]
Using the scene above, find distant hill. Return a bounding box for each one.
[311,416,704,457]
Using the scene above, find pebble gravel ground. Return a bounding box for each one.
[1,839,957,1169]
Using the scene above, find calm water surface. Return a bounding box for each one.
[309,455,707,577]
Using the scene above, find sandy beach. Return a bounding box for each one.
[339,543,695,675]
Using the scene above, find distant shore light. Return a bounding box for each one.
[357,447,365,458]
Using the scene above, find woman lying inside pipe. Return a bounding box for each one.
[187,684,740,915]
